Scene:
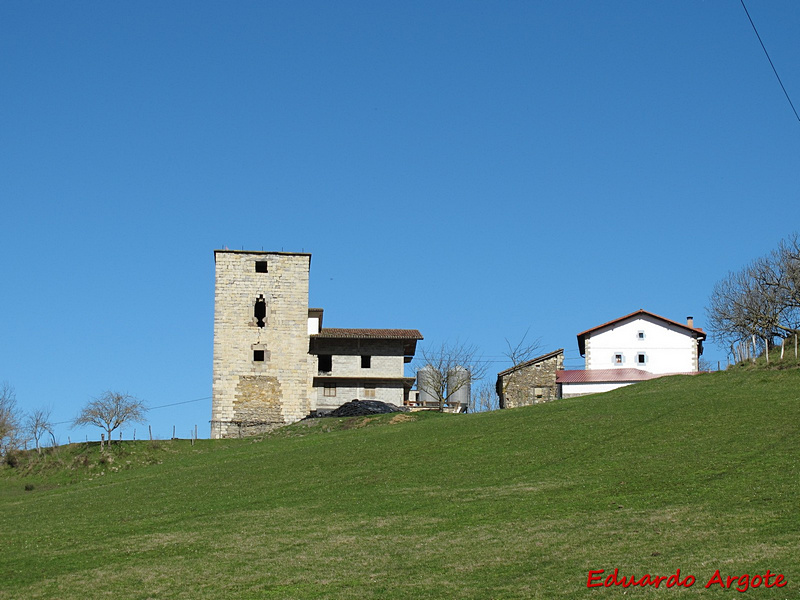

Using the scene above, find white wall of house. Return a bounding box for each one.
[585,315,699,374]
[307,317,321,335]
[561,381,635,398]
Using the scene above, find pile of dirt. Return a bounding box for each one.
[326,400,410,418]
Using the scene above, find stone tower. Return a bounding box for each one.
[211,250,314,438]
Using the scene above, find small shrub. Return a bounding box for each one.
[24,483,34,491]
[4,451,20,469]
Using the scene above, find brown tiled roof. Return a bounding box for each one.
[497,349,564,378]
[577,309,706,355]
[313,328,423,340]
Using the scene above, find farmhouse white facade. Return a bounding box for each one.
[558,310,706,398]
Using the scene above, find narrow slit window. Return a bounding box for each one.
[254,295,267,328]
[255,261,268,273]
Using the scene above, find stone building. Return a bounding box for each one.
[496,349,564,409]
[309,328,420,413]
[211,249,421,438]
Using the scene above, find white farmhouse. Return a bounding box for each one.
[558,310,706,398]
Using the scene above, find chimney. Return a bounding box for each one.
[687,316,694,328]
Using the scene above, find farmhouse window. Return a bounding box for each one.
[637,330,645,340]
[614,353,623,365]
[361,355,371,368]
[363,386,376,398]
[637,353,647,365]
[324,384,336,397]
[318,354,332,373]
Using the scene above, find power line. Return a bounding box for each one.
[50,395,211,426]
[740,0,800,124]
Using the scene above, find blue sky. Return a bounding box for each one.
[2,1,798,442]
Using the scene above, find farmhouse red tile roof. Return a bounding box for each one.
[576,309,706,355]
[313,328,423,340]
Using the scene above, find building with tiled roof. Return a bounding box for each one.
[557,309,705,398]
[211,249,422,438]
[496,349,564,409]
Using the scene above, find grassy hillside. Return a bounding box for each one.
[1,370,799,599]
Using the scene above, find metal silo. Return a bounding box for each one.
[417,365,438,408]
[447,366,470,411]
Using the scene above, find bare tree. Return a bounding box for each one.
[707,234,800,356]
[0,382,22,458]
[416,341,488,411]
[497,328,543,400]
[73,392,147,444]
[25,407,53,455]
[469,381,499,412]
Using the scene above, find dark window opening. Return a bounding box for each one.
[318,354,332,372]
[637,353,646,365]
[253,350,265,362]
[361,355,371,368]
[254,295,267,328]
[614,353,623,365]
[255,261,268,273]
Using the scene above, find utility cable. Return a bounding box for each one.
[740,0,800,124]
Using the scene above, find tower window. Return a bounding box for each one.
[255,261,268,273]
[363,386,376,398]
[254,295,267,328]
[253,350,265,362]
[361,355,371,368]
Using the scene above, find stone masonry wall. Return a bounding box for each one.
[211,251,313,438]
[500,351,564,409]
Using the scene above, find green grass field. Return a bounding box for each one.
[1,369,799,599]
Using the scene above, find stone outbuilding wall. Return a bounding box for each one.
[496,349,564,409]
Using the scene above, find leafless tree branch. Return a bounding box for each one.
[416,340,488,411]
[73,391,147,444]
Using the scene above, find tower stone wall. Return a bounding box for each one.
[211,250,314,438]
